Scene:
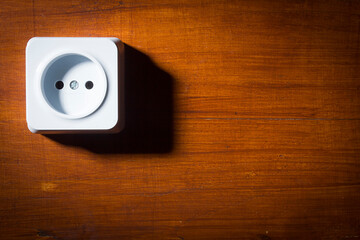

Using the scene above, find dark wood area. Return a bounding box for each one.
[1,0,360,239]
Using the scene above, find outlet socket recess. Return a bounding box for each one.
[26,37,124,133]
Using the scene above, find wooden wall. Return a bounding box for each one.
[0,0,359,239]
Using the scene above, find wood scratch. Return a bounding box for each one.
[37,229,60,239]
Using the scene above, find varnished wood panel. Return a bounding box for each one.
[1,0,360,239]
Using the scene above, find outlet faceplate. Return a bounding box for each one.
[26,37,124,133]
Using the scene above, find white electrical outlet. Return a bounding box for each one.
[26,37,124,133]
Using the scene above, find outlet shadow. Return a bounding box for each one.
[45,44,174,154]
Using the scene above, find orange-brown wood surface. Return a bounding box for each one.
[1,0,360,239]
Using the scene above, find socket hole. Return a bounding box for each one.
[85,81,94,89]
[55,81,64,90]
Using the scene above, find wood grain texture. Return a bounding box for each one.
[1,0,360,239]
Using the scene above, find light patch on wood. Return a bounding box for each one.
[41,182,57,192]
[245,171,257,178]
